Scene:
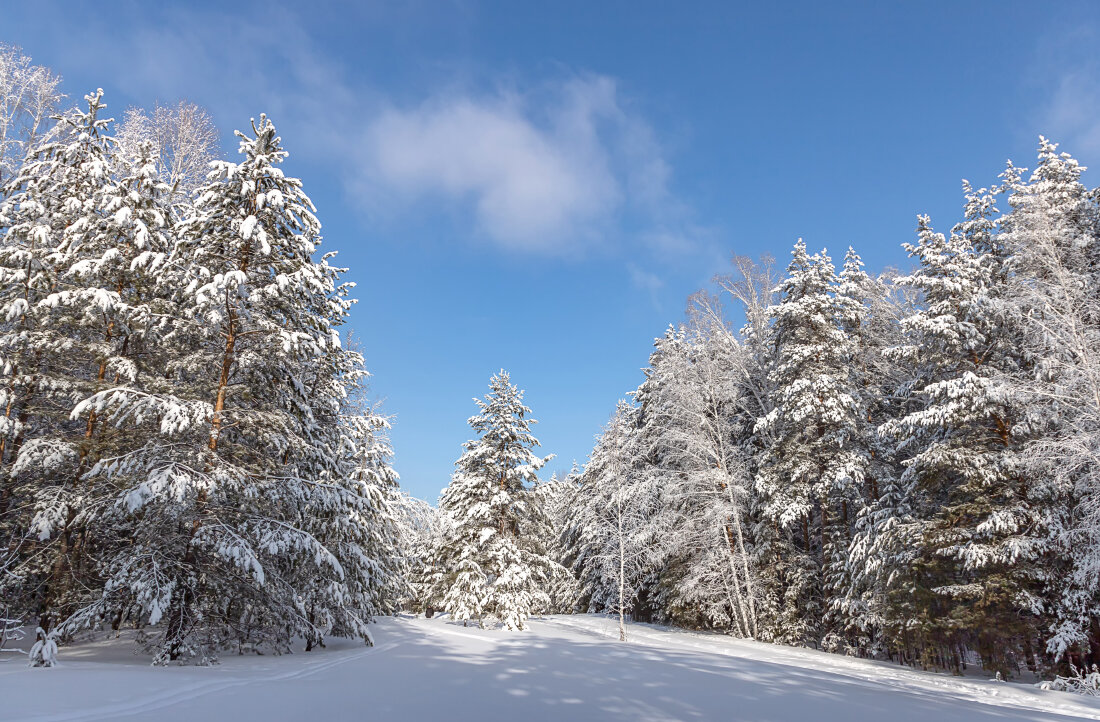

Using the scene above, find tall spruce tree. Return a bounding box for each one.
[754,240,866,646]
[62,115,390,662]
[435,371,552,630]
[884,191,1043,675]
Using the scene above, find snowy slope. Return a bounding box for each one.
[3,615,1100,722]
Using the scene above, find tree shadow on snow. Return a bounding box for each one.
[365,618,1092,722]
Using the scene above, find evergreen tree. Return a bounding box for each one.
[884,192,1043,675]
[62,115,386,662]
[0,90,123,644]
[754,240,866,646]
[435,371,552,630]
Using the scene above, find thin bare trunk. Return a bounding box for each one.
[720,523,752,637]
[717,456,758,637]
[616,481,626,642]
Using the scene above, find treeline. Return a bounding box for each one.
[0,47,405,665]
[549,139,1100,678]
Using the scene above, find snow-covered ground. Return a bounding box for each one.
[4,614,1100,721]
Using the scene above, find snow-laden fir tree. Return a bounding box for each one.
[754,240,867,647]
[61,114,395,662]
[434,371,553,630]
[882,189,1044,675]
[0,91,127,645]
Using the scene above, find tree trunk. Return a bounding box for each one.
[209,300,237,452]
[720,469,758,637]
[617,484,627,642]
[721,524,752,638]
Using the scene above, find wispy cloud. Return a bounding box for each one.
[1030,22,1100,161]
[359,79,621,253]
[355,75,689,255]
[29,5,702,260]
[627,262,665,310]
[628,262,664,292]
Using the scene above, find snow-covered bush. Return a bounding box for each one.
[27,628,57,668]
[1039,664,1100,697]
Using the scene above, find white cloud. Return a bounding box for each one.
[1042,71,1100,159]
[357,76,678,254]
[628,262,664,293]
[33,5,699,259]
[1031,23,1100,162]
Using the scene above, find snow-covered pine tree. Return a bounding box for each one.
[0,90,129,642]
[435,371,553,630]
[754,240,866,647]
[883,189,1044,675]
[64,114,386,662]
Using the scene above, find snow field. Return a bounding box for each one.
[4,615,1100,722]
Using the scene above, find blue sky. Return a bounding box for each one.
[6,1,1100,501]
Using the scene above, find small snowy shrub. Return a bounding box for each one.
[1039,664,1100,696]
[27,628,57,668]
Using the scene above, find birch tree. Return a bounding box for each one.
[0,43,63,190]
[116,101,218,209]
[636,318,760,637]
[568,401,659,640]
[1001,139,1100,665]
